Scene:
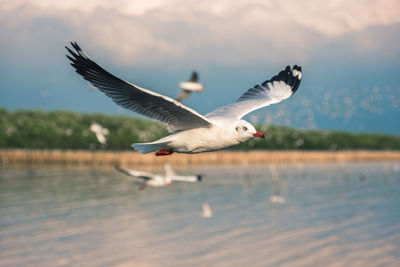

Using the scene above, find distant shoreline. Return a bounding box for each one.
[1,149,399,166]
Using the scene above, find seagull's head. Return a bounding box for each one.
[234,120,265,142]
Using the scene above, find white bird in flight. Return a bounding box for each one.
[89,122,109,145]
[115,164,203,190]
[175,71,204,102]
[66,42,302,156]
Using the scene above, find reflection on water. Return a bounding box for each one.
[1,162,400,266]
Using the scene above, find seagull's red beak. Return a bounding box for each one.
[253,131,265,139]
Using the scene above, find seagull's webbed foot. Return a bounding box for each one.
[155,149,174,156]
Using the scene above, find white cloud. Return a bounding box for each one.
[0,0,171,15]
[0,0,399,65]
[280,0,400,37]
[3,0,399,34]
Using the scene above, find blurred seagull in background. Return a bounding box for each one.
[202,203,213,218]
[269,195,286,204]
[66,42,302,156]
[115,164,203,190]
[175,71,204,102]
[89,122,109,145]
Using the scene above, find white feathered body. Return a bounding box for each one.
[133,119,251,154]
[146,175,170,187]
[169,126,239,153]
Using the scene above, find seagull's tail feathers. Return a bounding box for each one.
[132,140,171,154]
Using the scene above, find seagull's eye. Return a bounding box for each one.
[235,126,239,131]
[242,126,247,131]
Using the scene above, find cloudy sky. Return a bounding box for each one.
[1,0,399,133]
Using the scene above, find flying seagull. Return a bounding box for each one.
[66,42,302,156]
[115,164,203,190]
[89,122,109,145]
[175,71,204,102]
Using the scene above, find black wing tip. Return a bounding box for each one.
[70,41,82,53]
[65,42,78,61]
[290,64,302,94]
[267,65,302,94]
[65,45,77,58]
[65,41,87,61]
[65,41,98,78]
[115,165,132,176]
[189,71,198,82]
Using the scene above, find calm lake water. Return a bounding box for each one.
[1,162,400,266]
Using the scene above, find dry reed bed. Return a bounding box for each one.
[1,149,400,166]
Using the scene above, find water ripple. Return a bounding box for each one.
[1,162,399,266]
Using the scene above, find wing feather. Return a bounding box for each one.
[66,42,212,132]
[115,166,153,180]
[206,65,302,119]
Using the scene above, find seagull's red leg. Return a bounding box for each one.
[139,183,147,190]
[155,149,174,156]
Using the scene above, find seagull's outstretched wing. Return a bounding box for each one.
[206,65,302,119]
[170,175,202,183]
[115,166,152,180]
[66,42,212,132]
